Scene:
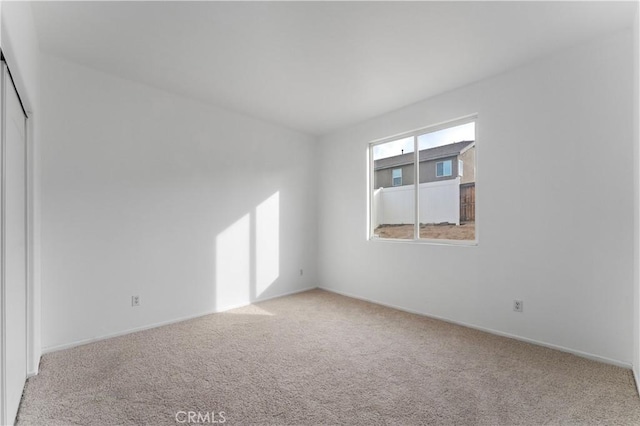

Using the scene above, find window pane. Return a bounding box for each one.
[392,168,402,186]
[371,138,415,239]
[436,160,452,177]
[417,122,475,241]
[443,160,452,176]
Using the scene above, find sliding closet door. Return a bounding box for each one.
[2,62,27,425]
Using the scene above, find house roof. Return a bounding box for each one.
[374,140,474,170]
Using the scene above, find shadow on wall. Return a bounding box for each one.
[214,191,280,311]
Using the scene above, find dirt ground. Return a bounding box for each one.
[374,222,475,241]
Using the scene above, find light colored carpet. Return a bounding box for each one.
[17,289,640,425]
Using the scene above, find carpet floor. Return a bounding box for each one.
[17,289,640,425]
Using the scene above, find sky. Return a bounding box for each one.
[373,121,475,160]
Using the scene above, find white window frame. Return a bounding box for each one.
[458,159,464,177]
[391,168,402,186]
[436,160,452,178]
[368,114,478,246]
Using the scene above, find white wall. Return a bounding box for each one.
[318,29,635,365]
[0,2,39,111]
[40,54,317,351]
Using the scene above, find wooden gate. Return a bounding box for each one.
[460,183,475,222]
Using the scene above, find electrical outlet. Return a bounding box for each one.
[513,300,523,312]
[132,295,140,307]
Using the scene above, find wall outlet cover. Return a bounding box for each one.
[513,300,523,312]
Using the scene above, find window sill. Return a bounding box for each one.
[369,236,478,247]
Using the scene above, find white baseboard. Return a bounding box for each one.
[43,285,631,371]
[319,286,632,369]
[634,367,640,396]
[42,286,318,355]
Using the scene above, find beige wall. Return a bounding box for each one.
[460,147,476,184]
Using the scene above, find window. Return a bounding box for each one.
[370,118,476,243]
[436,160,452,177]
[371,136,415,239]
[392,168,402,186]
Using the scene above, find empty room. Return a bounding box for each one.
[1,1,639,425]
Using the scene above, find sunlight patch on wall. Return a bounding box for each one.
[215,214,250,310]
[256,192,280,297]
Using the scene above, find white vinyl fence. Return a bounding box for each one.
[373,178,460,228]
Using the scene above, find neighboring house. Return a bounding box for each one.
[374,140,475,188]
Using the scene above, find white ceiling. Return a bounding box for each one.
[31,1,636,136]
